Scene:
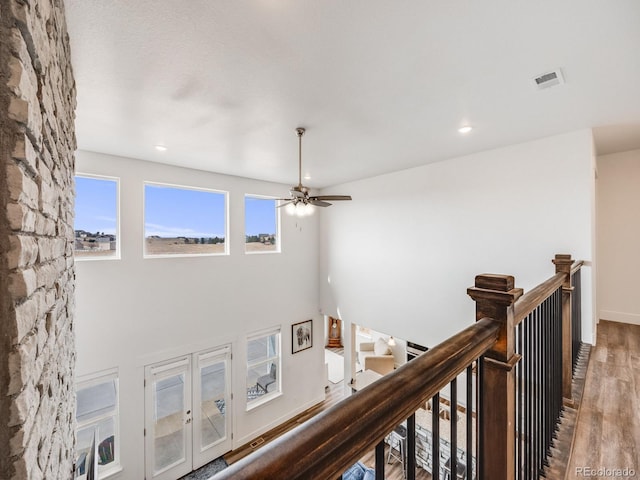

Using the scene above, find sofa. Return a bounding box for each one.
[357,338,395,375]
[342,461,375,480]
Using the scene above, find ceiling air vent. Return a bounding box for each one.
[532,69,565,89]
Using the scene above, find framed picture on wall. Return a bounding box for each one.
[292,320,313,354]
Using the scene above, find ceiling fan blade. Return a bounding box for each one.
[310,195,352,201]
[309,199,332,207]
[277,201,294,208]
[290,189,306,199]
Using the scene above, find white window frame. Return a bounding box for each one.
[74,174,120,261]
[75,368,121,479]
[244,194,281,254]
[246,327,281,410]
[143,181,229,258]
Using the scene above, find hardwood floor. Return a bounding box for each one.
[566,320,640,479]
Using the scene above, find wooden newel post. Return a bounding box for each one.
[468,274,523,480]
[552,253,574,403]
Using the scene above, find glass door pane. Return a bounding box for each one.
[193,346,232,469]
[200,361,226,448]
[145,357,192,480]
[154,374,186,471]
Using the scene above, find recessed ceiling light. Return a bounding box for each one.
[155,145,168,152]
[458,126,473,134]
[303,173,311,180]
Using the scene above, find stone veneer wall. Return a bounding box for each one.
[0,0,77,478]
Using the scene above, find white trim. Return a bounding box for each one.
[74,173,121,261]
[246,325,281,343]
[142,181,229,258]
[76,367,119,388]
[246,328,282,410]
[599,309,640,325]
[244,194,281,254]
[246,391,283,411]
[75,369,121,480]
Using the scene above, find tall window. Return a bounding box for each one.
[246,329,281,407]
[75,370,120,479]
[245,196,279,253]
[74,175,119,259]
[144,183,227,257]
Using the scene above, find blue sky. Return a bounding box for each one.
[75,178,278,237]
[245,196,277,236]
[75,176,117,234]
[144,184,227,238]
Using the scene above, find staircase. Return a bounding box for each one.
[543,343,591,480]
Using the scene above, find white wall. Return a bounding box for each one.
[320,130,596,349]
[596,148,640,325]
[74,151,323,479]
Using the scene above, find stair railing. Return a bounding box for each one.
[213,254,584,480]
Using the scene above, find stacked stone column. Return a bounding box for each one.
[1,0,77,478]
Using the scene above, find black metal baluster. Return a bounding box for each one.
[516,322,523,480]
[531,308,540,479]
[543,297,549,469]
[432,392,440,480]
[407,413,416,480]
[546,295,552,465]
[524,314,531,480]
[375,439,385,480]
[466,365,473,480]
[572,269,582,373]
[450,378,458,480]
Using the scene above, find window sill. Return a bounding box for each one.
[75,254,121,261]
[143,252,229,259]
[246,391,282,412]
[102,466,123,479]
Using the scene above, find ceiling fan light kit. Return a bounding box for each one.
[279,128,352,217]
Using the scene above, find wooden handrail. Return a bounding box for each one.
[513,272,564,325]
[570,260,584,276]
[214,318,501,480]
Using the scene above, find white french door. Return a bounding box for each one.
[193,346,232,468]
[145,346,232,480]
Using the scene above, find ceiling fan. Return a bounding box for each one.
[279,127,352,216]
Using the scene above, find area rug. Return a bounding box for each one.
[179,457,228,479]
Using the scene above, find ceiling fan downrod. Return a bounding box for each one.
[296,127,305,189]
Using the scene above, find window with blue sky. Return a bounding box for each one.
[245,196,279,253]
[144,183,227,256]
[75,175,119,259]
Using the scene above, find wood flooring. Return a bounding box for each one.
[566,320,640,479]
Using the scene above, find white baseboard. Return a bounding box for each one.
[233,393,326,448]
[599,310,640,326]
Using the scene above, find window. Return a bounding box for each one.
[75,370,120,479]
[246,329,281,407]
[245,195,279,253]
[144,183,227,257]
[75,175,119,259]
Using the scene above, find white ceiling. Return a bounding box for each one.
[64,0,640,188]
